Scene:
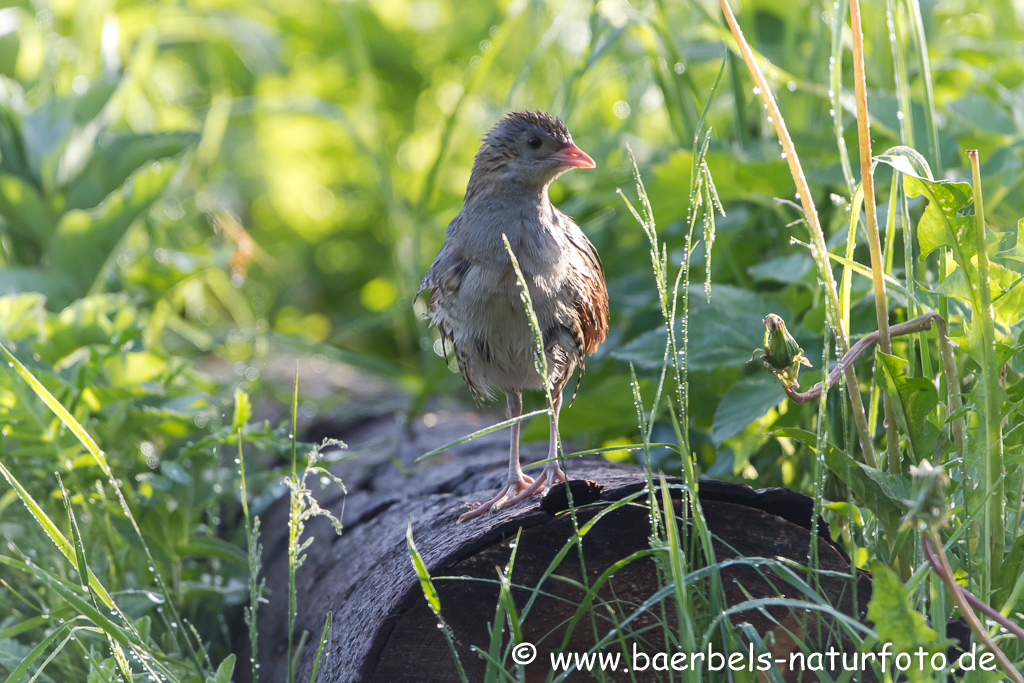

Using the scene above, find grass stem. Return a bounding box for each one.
[849,0,901,473]
[718,0,876,467]
[967,149,1005,595]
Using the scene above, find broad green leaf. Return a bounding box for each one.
[523,375,646,441]
[0,268,76,300]
[949,318,1016,370]
[777,428,909,530]
[867,563,943,683]
[613,285,791,372]
[998,218,1024,266]
[748,252,812,284]
[712,374,785,445]
[48,157,180,299]
[946,95,1016,136]
[902,174,976,262]
[65,132,197,211]
[0,173,52,259]
[0,292,45,339]
[104,351,167,387]
[878,353,939,462]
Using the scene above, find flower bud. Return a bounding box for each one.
[758,313,812,388]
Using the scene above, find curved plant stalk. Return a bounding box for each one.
[850,0,901,473]
[922,540,1024,643]
[780,312,964,454]
[967,149,1005,595]
[718,0,876,468]
[924,535,1023,683]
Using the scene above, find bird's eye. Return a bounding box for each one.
[527,136,542,150]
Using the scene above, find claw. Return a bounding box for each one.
[457,474,535,523]
[502,463,566,508]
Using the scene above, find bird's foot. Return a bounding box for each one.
[457,473,535,523]
[501,463,566,508]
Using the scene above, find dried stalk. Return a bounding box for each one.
[718,0,876,468]
[849,0,901,473]
[925,535,1024,683]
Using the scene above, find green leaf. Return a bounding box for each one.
[902,174,976,262]
[867,563,943,683]
[997,218,1024,266]
[0,268,76,300]
[48,156,180,299]
[65,132,197,211]
[878,353,940,462]
[613,285,790,372]
[0,173,53,260]
[712,374,785,445]
[777,428,909,530]
[180,536,248,564]
[307,614,331,683]
[406,522,441,614]
[207,654,235,683]
[946,95,1016,136]
[949,318,1016,370]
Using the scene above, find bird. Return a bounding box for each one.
[418,110,608,523]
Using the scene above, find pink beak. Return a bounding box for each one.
[550,143,596,169]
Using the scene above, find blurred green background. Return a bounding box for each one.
[3,0,1024,480]
[4,0,1024,496]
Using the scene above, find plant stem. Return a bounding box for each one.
[925,534,1023,683]
[782,312,940,404]
[718,0,876,468]
[967,149,1005,596]
[850,0,900,474]
[922,539,1024,643]
[906,0,941,175]
[932,316,964,451]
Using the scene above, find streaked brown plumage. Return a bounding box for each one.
[419,110,608,522]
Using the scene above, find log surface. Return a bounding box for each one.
[254,406,873,682]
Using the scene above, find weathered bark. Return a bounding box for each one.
[253,405,873,682]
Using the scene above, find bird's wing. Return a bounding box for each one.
[565,224,609,356]
[418,214,466,297]
[418,215,472,362]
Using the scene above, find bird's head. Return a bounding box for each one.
[469,111,595,194]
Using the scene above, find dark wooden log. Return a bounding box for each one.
[254,405,874,682]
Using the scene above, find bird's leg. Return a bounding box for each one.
[458,391,534,522]
[503,387,566,507]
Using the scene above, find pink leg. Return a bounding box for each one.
[458,391,534,522]
[502,389,566,508]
